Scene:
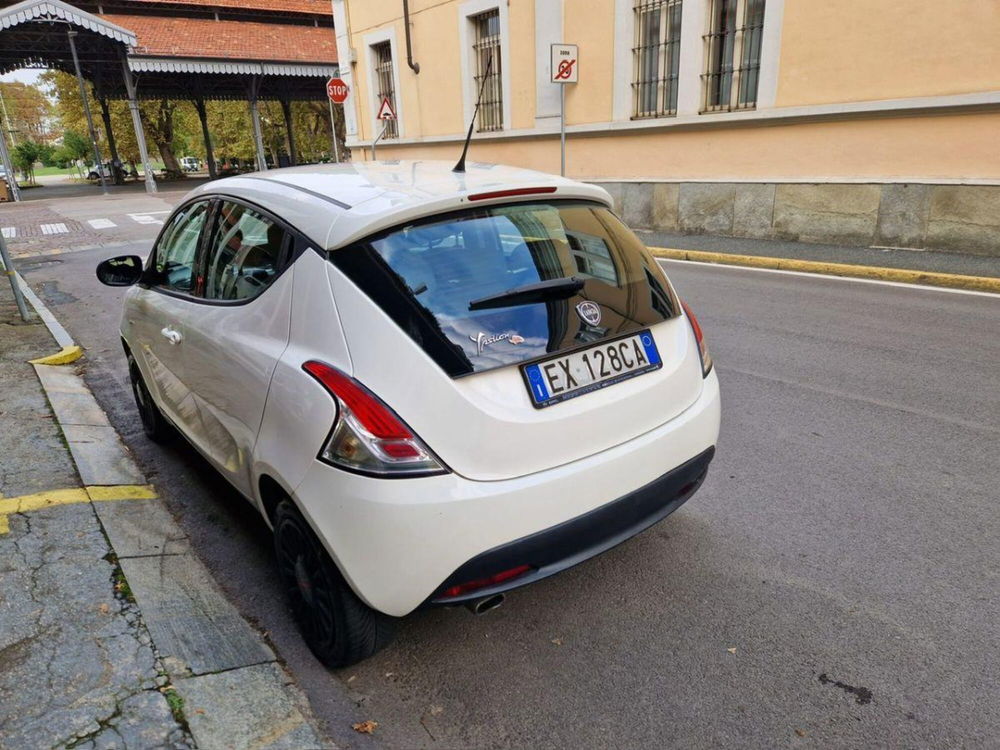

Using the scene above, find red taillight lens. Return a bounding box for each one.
[441,564,533,599]
[302,361,446,476]
[680,301,713,377]
[303,361,411,439]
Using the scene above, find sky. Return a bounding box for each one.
[0,69,45,86]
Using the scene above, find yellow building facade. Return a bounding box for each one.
[333,0,1000,253]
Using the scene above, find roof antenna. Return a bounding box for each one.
[453,53,494,173]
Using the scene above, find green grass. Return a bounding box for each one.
[32,165,77,177]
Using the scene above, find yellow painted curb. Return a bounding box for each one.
[649,247,1000,294]
[29,345,84,366]
[86,485,158,502]
[0,485,157,534]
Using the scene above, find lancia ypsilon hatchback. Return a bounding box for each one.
[97,161,721,666]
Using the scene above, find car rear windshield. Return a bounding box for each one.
[330,200,679,377]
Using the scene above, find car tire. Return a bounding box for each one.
[273,499,395,667]
[128,353,173,443]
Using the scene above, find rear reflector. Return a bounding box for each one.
[468,186,558,201]
[440,564,533,599]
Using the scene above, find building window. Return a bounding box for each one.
[631,0,683,119]
[702,0,765,112]
[371,41,398,139]
[472,8,503,132]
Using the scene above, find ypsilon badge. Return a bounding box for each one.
[576,301,602,327]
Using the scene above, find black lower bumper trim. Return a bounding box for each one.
[430,446,715,605]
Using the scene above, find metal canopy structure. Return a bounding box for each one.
[0,0,339,197]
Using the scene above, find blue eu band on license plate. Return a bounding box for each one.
[522,330,662,408]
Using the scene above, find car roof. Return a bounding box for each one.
[185,160,613,251]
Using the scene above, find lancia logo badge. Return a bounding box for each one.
[576,301,602,327]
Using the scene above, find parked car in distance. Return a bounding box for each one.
[86,163,113,181]
[96,161,721,667]
[180,156,200,172]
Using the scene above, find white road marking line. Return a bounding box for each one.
[128,213,165,225]
[1,227,14,239]
[40,223,68,235]
[657,258,1000,299]
[88,218,117,229]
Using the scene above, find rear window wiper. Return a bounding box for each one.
[468,276,585,311]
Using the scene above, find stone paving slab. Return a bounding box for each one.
[96,497,192,558]
[59,423,146,486]
[0,505,189,749]
[119,553,275,677]
[177,663,330,750]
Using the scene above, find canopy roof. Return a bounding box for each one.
[0,0,338,101]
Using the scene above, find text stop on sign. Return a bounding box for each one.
[326,77,349,104]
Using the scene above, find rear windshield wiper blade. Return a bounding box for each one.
[469,276,585,311]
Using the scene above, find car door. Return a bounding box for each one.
[178,198,294,496]
[128,199,211,434]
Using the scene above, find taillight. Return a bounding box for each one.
[302,361,447,476]
[680,301,713,377]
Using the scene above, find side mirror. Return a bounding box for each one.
[96,255,144,287]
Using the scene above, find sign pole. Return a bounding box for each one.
[328,98,340,163]
[550,43,578,179]
[560,84,566,177]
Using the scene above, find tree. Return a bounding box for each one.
[12,140,41,184]
[0,82,53,144]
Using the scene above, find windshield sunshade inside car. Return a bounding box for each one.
[329,201,680,377]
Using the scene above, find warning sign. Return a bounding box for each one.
[376,96,397,120]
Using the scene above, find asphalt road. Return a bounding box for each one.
[17,245,1000,749]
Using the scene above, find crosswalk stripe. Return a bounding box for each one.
[40,223,68,235]
[129,214,164,226]
[87,218,117,229]
[1,227,14,239]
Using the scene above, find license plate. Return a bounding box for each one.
[521,330,661,408]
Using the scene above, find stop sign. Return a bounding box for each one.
[326,77,349,104]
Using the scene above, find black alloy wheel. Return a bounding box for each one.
[272,499,395,667]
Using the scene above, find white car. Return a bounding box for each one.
[96,161,721,666]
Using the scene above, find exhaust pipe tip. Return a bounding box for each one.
[465,593,505,615]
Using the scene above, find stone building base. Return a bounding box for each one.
[593,182,1000,257]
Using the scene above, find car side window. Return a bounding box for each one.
[153,201,210,294]
[204,201,286,301]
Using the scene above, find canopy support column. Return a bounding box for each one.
[120,57,157,194]
[67,30,107,195]
[98,97,121,184]
[280,99,297,166]
[249,76,267,172]
[0,119,20,202]
[193,98,216,179]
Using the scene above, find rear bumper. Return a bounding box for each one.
[291,369,720,617]
[429,446,714,605]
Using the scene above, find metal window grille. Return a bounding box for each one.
[472,9,503,132]
[631,0,683,119]
[372,41,398,139]
[702,0,765,113]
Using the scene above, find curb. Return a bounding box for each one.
[15,275,333,749]
[648,247,1000,294]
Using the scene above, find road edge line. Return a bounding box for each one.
[648,247,1000,294]
[14,270,78,350]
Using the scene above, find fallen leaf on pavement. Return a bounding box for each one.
[353,720,378,734]
[98,603,110,615]
[727,647,737,654]
[551,638,563,646]
[795,729,807,737]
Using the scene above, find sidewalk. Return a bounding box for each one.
[638,230,1000,289]
[0,278,330,749]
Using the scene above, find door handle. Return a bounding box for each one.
[160,327,183,345]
